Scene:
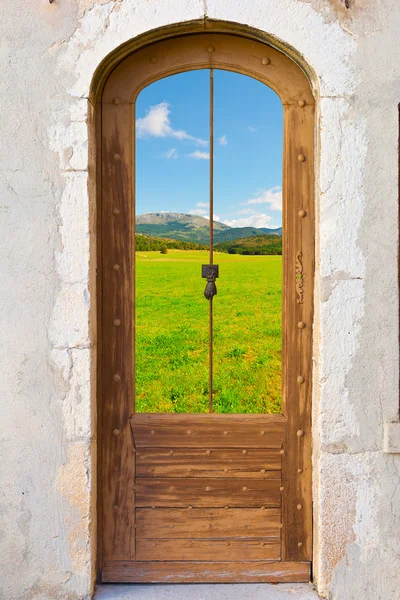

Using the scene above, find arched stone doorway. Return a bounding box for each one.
[95,26,315,584]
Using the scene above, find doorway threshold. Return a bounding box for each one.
[94,583,320,600]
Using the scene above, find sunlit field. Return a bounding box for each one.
[135,250,282,414]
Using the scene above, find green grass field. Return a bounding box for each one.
[135,250,282,414]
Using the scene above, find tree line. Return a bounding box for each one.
[214,235,282,255]
[135,234,207,252]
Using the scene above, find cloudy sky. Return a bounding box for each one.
[136,69,283,229]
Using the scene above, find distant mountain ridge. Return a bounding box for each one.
[214,226,282,243]
[136,213,282,244]
[137,212,229,230]
[215,234,282,255]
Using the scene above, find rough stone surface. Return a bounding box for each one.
[384,422,400,453]
[94,583,320,599]
[1,1,400,599]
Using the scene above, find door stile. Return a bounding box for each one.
[297,103,314,563]
[94,97,104,575]
[101,98,136,561]
[281,102,314,562]
[130,99,137,562]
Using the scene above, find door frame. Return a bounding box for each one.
[94,25,315,582]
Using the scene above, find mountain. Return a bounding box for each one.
[214,226,282,243]
[215,234,282,255]
[136,212,229,244]
[135,233,207,251]
[136,213,282,245]
[259,226,282,236]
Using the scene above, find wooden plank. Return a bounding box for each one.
[102,33,315,108]
[296,105,314,563]
[136,508,282,539]
[136,539,281,562]
[135,477,281,508]
[136,448,281,477]
[131,413,286,448]
[102,560,311,583]
[281,103,314,562]
[101,101,135,561]
[93,96,104,579]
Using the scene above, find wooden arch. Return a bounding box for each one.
[97,29,314,583]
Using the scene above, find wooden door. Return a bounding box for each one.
[98,32,314,583]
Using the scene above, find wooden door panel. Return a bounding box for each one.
[135,477,281,508]
[136,447,281,477]
[131,413,286,448]
[102,560,311,583]
[135,507,282,538]
[100,98,135,562]
[100,31,314,583]
[136,538,281,561]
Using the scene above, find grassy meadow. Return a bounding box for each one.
[135,250,282,414]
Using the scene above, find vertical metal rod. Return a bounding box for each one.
[133,101,137,413]
[209,69,214,413]
[209,69,214,267]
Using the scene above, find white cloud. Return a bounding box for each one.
[137,102,208,146]
[189,208,208,216]
[248,126,257,133]
[237,208,256,215]
[189,211,220,221]
[218,135,227,146]
[245,186,282,212]
[223,213,273,229]
[196,202,208,208]
[162,147,178,159]
[188,151,210,160]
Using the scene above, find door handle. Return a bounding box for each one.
[202,264,219,300]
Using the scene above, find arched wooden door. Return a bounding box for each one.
[98,32,314,583]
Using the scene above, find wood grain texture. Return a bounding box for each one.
[100,30,314,582]
[136,539,281,561]
[93,95,104,577]
[135,507,282,538]
[136,447,281,477]
[102,34,315,106]
[281,103,314,563]
[102,560,311,583]
[101,101,135,561]
[131,413,286,448]
[135,477,281,508]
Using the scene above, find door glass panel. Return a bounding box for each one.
[135,70,210,412]
[135,69,283,415]
[213,71,283,414]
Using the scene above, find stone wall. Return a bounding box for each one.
[0,1,399,598]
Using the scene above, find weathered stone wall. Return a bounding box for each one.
[0,1,399,599]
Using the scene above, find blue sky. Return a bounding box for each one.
[136,69,283,229]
